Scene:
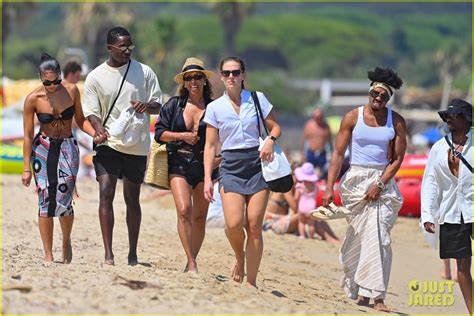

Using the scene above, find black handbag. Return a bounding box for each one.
[252,91,293,193]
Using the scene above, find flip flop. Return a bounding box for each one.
[311,202,351,220]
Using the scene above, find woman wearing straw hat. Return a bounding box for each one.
[203,56,282,288]
[154,57,218,273]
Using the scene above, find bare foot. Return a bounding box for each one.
[246,281,258,289]
[374,299,390,312]
[62,240,72,264]
[43,253,54,264]
[104,255,115,266]
[356,296,370,306]
[231,252,245,283]
[184,261,198,273]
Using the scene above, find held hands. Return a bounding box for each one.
[259,137,274,161]
[93,126,108,144]
[364,184,382,201]
[424,222,435,234]
[130,100,148,113]
[203,179,214,203]
[21,170,32,187]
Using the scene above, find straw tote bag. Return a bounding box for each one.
[145,142,170,190]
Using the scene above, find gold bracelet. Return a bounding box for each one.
[23,170,32,173]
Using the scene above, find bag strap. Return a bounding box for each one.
[102,59,131,126]
[444,135,473,173]
[251,91,269,137]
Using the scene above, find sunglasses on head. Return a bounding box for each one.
[369,89,390,102]
[108,44,135,52]
[221,69,242,77]
[42,77,62,86]
[183,73,204,82]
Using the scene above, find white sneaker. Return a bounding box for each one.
[123,111,145,146]
[109,107,133,138]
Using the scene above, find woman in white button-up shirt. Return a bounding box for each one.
[421,99,473,314]
[203,56,281,288]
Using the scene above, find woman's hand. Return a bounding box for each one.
[21,170,32,187]
[204,179,215,203]
[212,156,222,170]
[259,138,274,161]
[181,132,199,145]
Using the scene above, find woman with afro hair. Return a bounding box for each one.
[322,67,407,312]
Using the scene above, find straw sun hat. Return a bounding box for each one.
[173,57,214,84]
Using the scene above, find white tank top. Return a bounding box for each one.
[350,106,395,166]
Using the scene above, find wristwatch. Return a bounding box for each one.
[269,135,277,142]
[376,178,386,191]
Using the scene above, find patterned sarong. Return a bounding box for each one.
[338,164,403,300]
[31,134,79,217]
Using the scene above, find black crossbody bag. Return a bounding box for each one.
[444,135,472,173]
[93,59,131,150]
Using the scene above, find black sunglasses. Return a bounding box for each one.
[369,89,390,102]
[108,44,135,52]
[42,77,62,86]
[183,74,205,82]
[221,69,242,77]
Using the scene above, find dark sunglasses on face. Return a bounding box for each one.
[183,74,204,82]
[446,113,462,120]
[42,77,62,86]
[108,44,135,52]
[221,69,242,77]
[369,89,390,102]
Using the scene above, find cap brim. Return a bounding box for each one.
[174,69,214,84]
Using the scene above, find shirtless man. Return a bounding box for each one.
[300,108,332,173]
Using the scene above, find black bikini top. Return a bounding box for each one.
[37,106,75,125]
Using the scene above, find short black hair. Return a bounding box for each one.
[38,53,61,74]
[368,67,403,90]
[107,26,131,45]
[63,61,82,77]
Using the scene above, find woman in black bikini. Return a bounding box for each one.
[154,57,218,273]
[21,53,96,264]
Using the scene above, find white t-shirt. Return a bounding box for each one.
[83,59,162,156]
[203,90,273,151]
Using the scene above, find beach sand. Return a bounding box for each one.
[1,174,468,314]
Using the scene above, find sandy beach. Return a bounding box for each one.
[1,173,468,314]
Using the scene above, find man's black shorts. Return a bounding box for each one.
[440,218,472,259]
[93,145,147,184]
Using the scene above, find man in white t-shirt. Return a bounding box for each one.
[83,26,162,266]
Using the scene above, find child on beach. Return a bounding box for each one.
[294,162,318,239]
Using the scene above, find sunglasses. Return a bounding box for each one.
[108,44,135,52]
[369,89,390,102]
[183,74,204,82]
[42,77,62,86]
[221,69,242,77]
[446,113,462,120]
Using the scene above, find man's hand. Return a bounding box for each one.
[322,188,335,207]
[130,100,148,113]
[364,184,382,201]
[424,222,435,234]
